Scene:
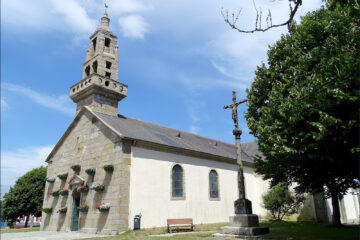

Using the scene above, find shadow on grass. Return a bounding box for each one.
[75,221,359,240]
[260,221,359,240]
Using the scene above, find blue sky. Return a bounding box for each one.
[1,0,322,197]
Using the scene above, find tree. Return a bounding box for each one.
[245,2,359,226]
[2,167,47,228]
[263,184,305,221]
[222,0,355,33]
[222,0,302,33]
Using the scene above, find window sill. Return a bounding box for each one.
[209,198,220,201]
[171,196,186,201]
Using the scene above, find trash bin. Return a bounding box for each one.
[134,214,142,230]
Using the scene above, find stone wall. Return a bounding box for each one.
[41,110,130,234]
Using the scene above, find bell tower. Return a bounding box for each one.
[70,12,127,116]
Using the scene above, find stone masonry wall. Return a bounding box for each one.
[41,111,131,234]
[76,95,118,116]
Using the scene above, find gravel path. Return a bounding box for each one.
[1,231,108,240]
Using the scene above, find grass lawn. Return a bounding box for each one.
[261,221,359,240]
[1,227,40,234]
[78,221,359,240]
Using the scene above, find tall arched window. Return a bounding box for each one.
[209,170,219,199]
[172,164,183,198]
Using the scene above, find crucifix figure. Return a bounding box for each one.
[223,91,248,130]
[224,90,252,214]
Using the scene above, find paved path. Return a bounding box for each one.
[1,231,109,240]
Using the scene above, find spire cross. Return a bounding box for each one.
[104,0,108,13]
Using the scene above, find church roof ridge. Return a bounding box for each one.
[92,110,255,164]
[45,107,257,165]
[115,113,237,148]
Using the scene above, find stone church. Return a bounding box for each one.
[40,12,359,235]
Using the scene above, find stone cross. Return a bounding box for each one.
[223,91,248,130]
[224,91,252,214]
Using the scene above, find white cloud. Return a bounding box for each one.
[118,15,149,39]
[1,98,8,109]
[3,83,75,116]
[1,145,53,196]
[2,0,54,29]
[51,0,96,33]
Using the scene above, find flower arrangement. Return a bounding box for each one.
[57,173,68,181]
[103,165,114,172]
[51,190,60,197]
[76,184,89,193]
[42,208,53,214]
[95,202,110,212]
[77,204,89,213]
[92,184,105,192]
[46,177,55,183]
[85,168,96,175]
[71,164,81,172]
[57,206,67,214]
[59,189,69,196]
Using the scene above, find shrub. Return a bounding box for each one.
[59,189,69,196]
[103,165,114,172]
[46,177,55,183]
[77,204,89,213]
[95,202,110,212]
[93,184,105,192]
[76,184,89,193]
[51,191,60,197]
[42,208,52,214]
[57,207,67,214]
[57,173,68,181]
[85,168,96,175]
[262,184,305,221]
[71,165,81,172]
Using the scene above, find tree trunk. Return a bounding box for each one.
[24,214,29,228]
[330,190,342,226]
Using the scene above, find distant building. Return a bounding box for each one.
[40,12,359,235]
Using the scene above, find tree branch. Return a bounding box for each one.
[222,0,302,33]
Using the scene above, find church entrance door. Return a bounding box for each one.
[71,196,80,231]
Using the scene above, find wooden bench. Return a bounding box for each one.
[167,218,194,233]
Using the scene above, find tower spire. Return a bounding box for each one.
[69,9,127,116]
[104,0,108,14]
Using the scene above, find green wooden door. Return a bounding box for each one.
[71,198,80,231]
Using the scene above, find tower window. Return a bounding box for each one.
[105,81,109,87]
[106,61,112,69]
[105,72,111,78]
[92,61,98,73]
[105,38,111,47]
[92,38,97,52]
[85,65,90,76]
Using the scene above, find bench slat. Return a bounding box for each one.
[167,218,193,225]
[167,218,194,233]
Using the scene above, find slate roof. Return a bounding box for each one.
[93,111,259,164]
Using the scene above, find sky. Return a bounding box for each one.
[1,0,323,197]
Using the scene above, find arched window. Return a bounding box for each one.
[172,164,183,198]
[209,170,219,199]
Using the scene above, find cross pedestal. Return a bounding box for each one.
[218,198,269,237]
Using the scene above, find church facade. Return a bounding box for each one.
[40,12,359,235]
